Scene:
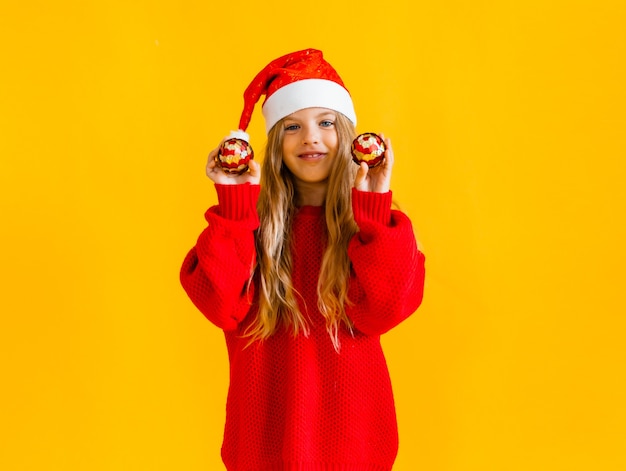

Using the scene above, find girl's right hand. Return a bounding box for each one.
[206,145,261,185]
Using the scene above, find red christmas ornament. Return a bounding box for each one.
[351,133,386,168]
[216,133,254,175]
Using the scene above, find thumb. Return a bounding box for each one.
[248,159,261,184]
[353,162,369,190]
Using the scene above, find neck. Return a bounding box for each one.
[295,180,328,207]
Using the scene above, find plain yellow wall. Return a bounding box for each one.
[1,1,625,470]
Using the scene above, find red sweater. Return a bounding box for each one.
[180,183,425,471]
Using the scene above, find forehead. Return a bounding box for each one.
[285,107,336,120]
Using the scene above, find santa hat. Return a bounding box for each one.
[235,48,357,136]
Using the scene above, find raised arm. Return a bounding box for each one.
[180,182,261,331]
[346,190,425,336]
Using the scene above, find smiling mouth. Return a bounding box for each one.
[298,153,326,160]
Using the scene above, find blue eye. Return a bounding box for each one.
[284,124,299,131]
[320,120,334,127]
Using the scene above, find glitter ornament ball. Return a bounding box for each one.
[351,133,386,168]
[216,137,254,175]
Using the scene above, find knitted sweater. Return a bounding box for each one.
[180,183,425,471]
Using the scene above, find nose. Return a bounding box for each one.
[302,124,319,145]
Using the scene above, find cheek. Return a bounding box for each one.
[281,135,297,155]
[280,154,298,174]
[326,136,339,155]
[326,131,339,149]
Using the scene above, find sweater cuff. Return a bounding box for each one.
[351,188,392,226]
[215,183,260,221]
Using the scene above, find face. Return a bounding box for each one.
[281,107,339,191]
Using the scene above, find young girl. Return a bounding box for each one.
[180,48,425,471]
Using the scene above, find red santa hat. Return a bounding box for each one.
[236,48,357,135]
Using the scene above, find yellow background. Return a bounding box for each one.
[1,1,625,470]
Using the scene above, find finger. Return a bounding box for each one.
[354,162,369,190]
[207,147,219,170]
[208,145,220,161]
[383,137,394,169]
[248,159,260,175]
[247,159,261,184]
[206,157,218,177]
[377,137,393,192]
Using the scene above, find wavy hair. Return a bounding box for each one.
[244,112,358,350]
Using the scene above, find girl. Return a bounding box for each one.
[180,48,425,471]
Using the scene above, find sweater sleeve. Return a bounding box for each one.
[180,183,260,331]
[346,188,426,336]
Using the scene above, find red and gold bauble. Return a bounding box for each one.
[216,134,254,175]
[351,133,386,168]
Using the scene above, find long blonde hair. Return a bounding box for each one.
[244,112,358,350]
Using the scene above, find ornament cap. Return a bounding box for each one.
[225,129,250,142]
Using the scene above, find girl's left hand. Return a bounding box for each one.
[353,134,394,193]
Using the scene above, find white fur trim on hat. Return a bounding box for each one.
[262,79,357,133]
